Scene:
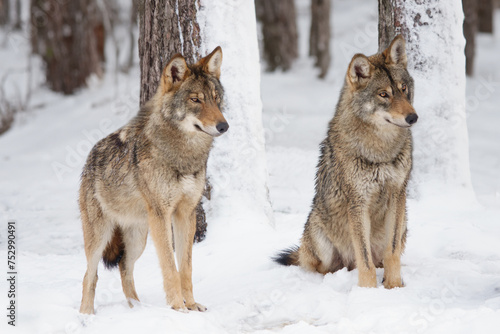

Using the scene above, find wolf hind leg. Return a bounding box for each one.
[80,210,114,314]
[118,223,148,307]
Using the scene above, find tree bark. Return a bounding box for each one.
[0,0,9,26]
[255,0,298,71]
[138,0,200,105]
[477,0,494,33]
[378,0,472,191]
[138,0,207,242]
[30,0,105,95]
[378,0,395,52]
[463,0,477,76]
[309,0,331,79]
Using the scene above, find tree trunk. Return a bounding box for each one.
[477,0,494,33]
[0,0,9,26]
[378,0,395,52]
[138,0,200,105]
[378,0,471,191]
[124,0,138,73]
[30,0,105,95]
[309,0,331,79]
[463,0,477,76]
[13,0,21,30]
[255,0,298,72]
[200,0,274,225]
[138,0,207,242]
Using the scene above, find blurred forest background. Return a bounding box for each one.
[0,0,498,237]
[0,0,497,132]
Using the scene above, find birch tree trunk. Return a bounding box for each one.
[255,0,298,71]
[138,0,206,241]
[378,0,471,193]
[309,0,331,78]
[199,1,274,228]
[30,0,105,95]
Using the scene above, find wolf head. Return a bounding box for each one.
[345,35,418,128]
[156,47,228,137]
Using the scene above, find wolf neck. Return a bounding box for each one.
[143,105,213,174]
[334,92,408,164]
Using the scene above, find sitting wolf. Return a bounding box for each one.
[275,35,418,289]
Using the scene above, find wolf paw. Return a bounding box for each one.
[186,302,207,312]
[171,304,189,313]
[383,277,405,289]
[170,299,189,312]
[79,305,95,315]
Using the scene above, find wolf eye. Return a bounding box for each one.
[401,83,407,92]
[379,92,389,98]
[190,97,201,103]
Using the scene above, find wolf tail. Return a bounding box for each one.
[102,226,125,269]
[273,246,300,266]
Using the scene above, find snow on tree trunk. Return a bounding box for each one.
[197,0,274,230]
[379,0,472,193]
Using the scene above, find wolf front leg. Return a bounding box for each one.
[348,204,377,288]
[147,204,186,311]
[382,192,406,289]
[172,200,206,312]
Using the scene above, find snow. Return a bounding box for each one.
[1,0,500,333]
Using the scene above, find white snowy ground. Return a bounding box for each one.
[1,0,500,333]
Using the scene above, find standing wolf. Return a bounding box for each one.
[79,47,227,314]
[275,35,418,289]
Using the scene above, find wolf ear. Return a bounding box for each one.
[200,46,223,79]
[160,54,191,94]
[347,54,373,88]
[383,35,407,67]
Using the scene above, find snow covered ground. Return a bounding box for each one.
[1,0,500,333]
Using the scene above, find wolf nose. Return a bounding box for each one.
[405,114,418,125]
[216,122,229,134]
